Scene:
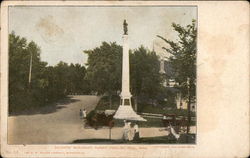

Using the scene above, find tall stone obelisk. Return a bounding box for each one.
[113,20,146,121]
[121,20,131,105]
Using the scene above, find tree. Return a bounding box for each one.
[157,20,197,135]
[130,46,163,111]
[84,42,122,107]
[9,32,48,113]
[84,43,163,111]
[9,32,90,114]
[68,63,90,94]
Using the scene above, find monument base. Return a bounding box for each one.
[114,105,147,121]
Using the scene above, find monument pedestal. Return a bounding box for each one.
[114,105,146,121]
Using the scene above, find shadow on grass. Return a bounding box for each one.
[72,134,196,144]
[9,96,80,116]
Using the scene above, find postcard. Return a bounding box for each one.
[1,1,249,158]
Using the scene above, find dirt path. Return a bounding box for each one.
[8,95,100,144]
[8,95,196,144]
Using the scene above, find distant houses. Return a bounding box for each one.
[160,59,196,112]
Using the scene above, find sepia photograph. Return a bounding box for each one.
[7,5,197,144]
[1,1,249,158]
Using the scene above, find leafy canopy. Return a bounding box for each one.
[84,42,122,95]
[157,20,197,101]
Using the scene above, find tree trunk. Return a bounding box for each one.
[109,128,111,140]
[109,94,112,109]
[186,88,191,143]
[187,95,191,134]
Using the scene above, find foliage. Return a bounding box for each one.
[84,43,163,108]
[130,46,163,105]
[85,109,114,129]
[157,20,197,101]
[84,42,122,97]
[95,95,120,111]
[157,20,197,135]
[67,63,90,94]
[9,32,47,113]
[9,32,90,114]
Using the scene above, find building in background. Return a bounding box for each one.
[154,41,195,112]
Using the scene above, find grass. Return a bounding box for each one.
[95,95,120,111]
[113,117,164,127]
[72,134,196,144]
[138,103,196,117]
[94,96,196,127]
[96,96,195,117]
[94,96,165,127]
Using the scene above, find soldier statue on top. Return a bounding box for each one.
[123,19,128,35]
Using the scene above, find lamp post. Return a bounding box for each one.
[28,51,33,88]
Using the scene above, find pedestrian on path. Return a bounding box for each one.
[83,108,87,119]
[79,109,83,119]
[128,122,135,141]
[133,122,140,141]
[82,108,87,128]
[123,120,129,141]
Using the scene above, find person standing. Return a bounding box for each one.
[123,120,129,141]
[83,109,87,119]
[128,122,135,141]
[82,108,87,128]
[134,122,140,141]
[79,109,83,119]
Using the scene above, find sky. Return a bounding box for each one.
[9,6,197,66]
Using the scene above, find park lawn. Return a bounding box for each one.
[95,96,195,117]
[113,117,195,127]
[95,95,120,111]
[138,103,196,117]
[94,96,196,127]
[113,117,164,127]
[72,134,196,144]
[96,96,195,117]
[94,96,164,127]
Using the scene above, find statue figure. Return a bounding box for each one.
[123,20,128,35]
